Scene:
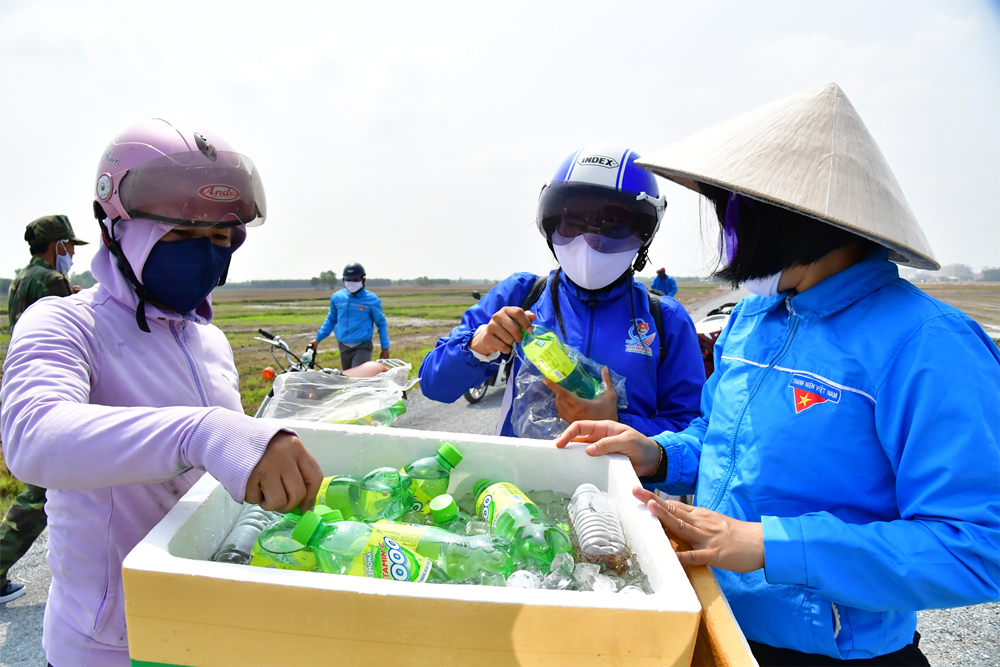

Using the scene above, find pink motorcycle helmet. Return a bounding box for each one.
[92,119,266,331]
[94,118,266,231]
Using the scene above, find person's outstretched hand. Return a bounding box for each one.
[555,420,661,477]
[244,432,323,513]
[470,307,536,356]
[307,338,319,351]
[379,348,391,360]
[544,366,618,424]
[633,487,765,572]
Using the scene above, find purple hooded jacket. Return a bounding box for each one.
[1,218,286,667]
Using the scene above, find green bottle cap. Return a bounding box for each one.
[436,442,463,468]
[429,494,458,523]
[473,479,494,499]
[290,505,342,545]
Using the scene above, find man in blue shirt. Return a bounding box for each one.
[650,267,677,297]
[309,263,390,369]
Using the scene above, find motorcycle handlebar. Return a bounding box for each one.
[258,328,276,340]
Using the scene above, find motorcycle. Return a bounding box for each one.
[253,328,410,419]
[694,302,737,378]
[462,291,511,404]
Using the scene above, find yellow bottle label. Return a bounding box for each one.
[347,522,434,582]
[248,538,316,571]
[475,482,535,532]
[316,476,335,506]
[522,334,577,382]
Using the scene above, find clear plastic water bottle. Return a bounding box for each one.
[311,517,516,584]
[520,325,600,399]
[300,347,315,368]
[316,467,413,522]
[213,504,280,565]
[249,506,342,571]
[474,479,573,570]
[400,443,463,514]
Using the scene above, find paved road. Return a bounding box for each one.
[3,291,997,665]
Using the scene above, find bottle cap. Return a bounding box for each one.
[473,479,494,499]
[429,494,458,523]
[436,443,463,468]
[290,505,341,545]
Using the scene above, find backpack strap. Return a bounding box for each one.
[519,274,549,311]
[647,290,668,363]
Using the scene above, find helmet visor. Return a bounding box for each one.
[539,182,657,254]
[118,151,266,227]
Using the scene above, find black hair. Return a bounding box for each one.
[699,182,874,287]
[25,228,50,256]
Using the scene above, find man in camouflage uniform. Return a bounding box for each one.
[1,215,87,603]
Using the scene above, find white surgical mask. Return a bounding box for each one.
[55,240,73,276]
[742,272,783,297]
[344,279,364,293]
[553,235,637,291]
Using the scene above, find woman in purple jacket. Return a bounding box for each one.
[0,120,322,667]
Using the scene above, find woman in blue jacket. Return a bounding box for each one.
[558,84,999,665]
[419,145,705,438]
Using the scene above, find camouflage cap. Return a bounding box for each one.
[24,215,88,247]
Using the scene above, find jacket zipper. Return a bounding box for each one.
[706,298,800,511]
[170,320,209,407]
[585,293,597,358]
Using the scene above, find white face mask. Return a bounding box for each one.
[742,272,783,297]
[553,235,637,291]
[55,240,73,276]
[344,279,364,293]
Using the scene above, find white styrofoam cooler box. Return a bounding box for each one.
[123,421,702,667]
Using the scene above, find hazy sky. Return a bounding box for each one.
[1,0,997,282]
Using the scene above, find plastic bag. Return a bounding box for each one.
[259,361,418,426]
[511,337,627,440]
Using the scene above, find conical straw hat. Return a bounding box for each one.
[637,82,939,269]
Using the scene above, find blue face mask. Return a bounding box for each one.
[141,236,234,313]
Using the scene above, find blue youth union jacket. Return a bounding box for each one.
[651,273,678,297]
[316,288,389,348]
[649,248,1000,659]
[419,270,705,437]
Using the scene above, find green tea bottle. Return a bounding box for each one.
[519,325,600,399]
[316,467,413,522]
[401,443,463,514]
[313,519,515,584]
[474,479,573,570]
[249,506,343,571]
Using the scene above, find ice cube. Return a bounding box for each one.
[480,571,506,587]
[627,573,654,595]
[549,552,574,575]
[529,490,557,507]
[591,574,617,594]
[574,562,600,583]
[506,570,541,589]
[619,585,646,596]
[541,570,575,591]
[465,521,489,536]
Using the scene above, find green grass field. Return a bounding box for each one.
[0,280,996,516]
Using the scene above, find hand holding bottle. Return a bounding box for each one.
[244,432,324,513]
[543,366,618,423]
[470,307,536,356]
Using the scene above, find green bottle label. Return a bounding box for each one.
[522,334,577,382]
[475,482,535,532]
[348,522,433,582]
[248,538,316,571]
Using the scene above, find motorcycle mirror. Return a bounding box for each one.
[471,290,481,301]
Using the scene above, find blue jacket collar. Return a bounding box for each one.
[740,248,899,318]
